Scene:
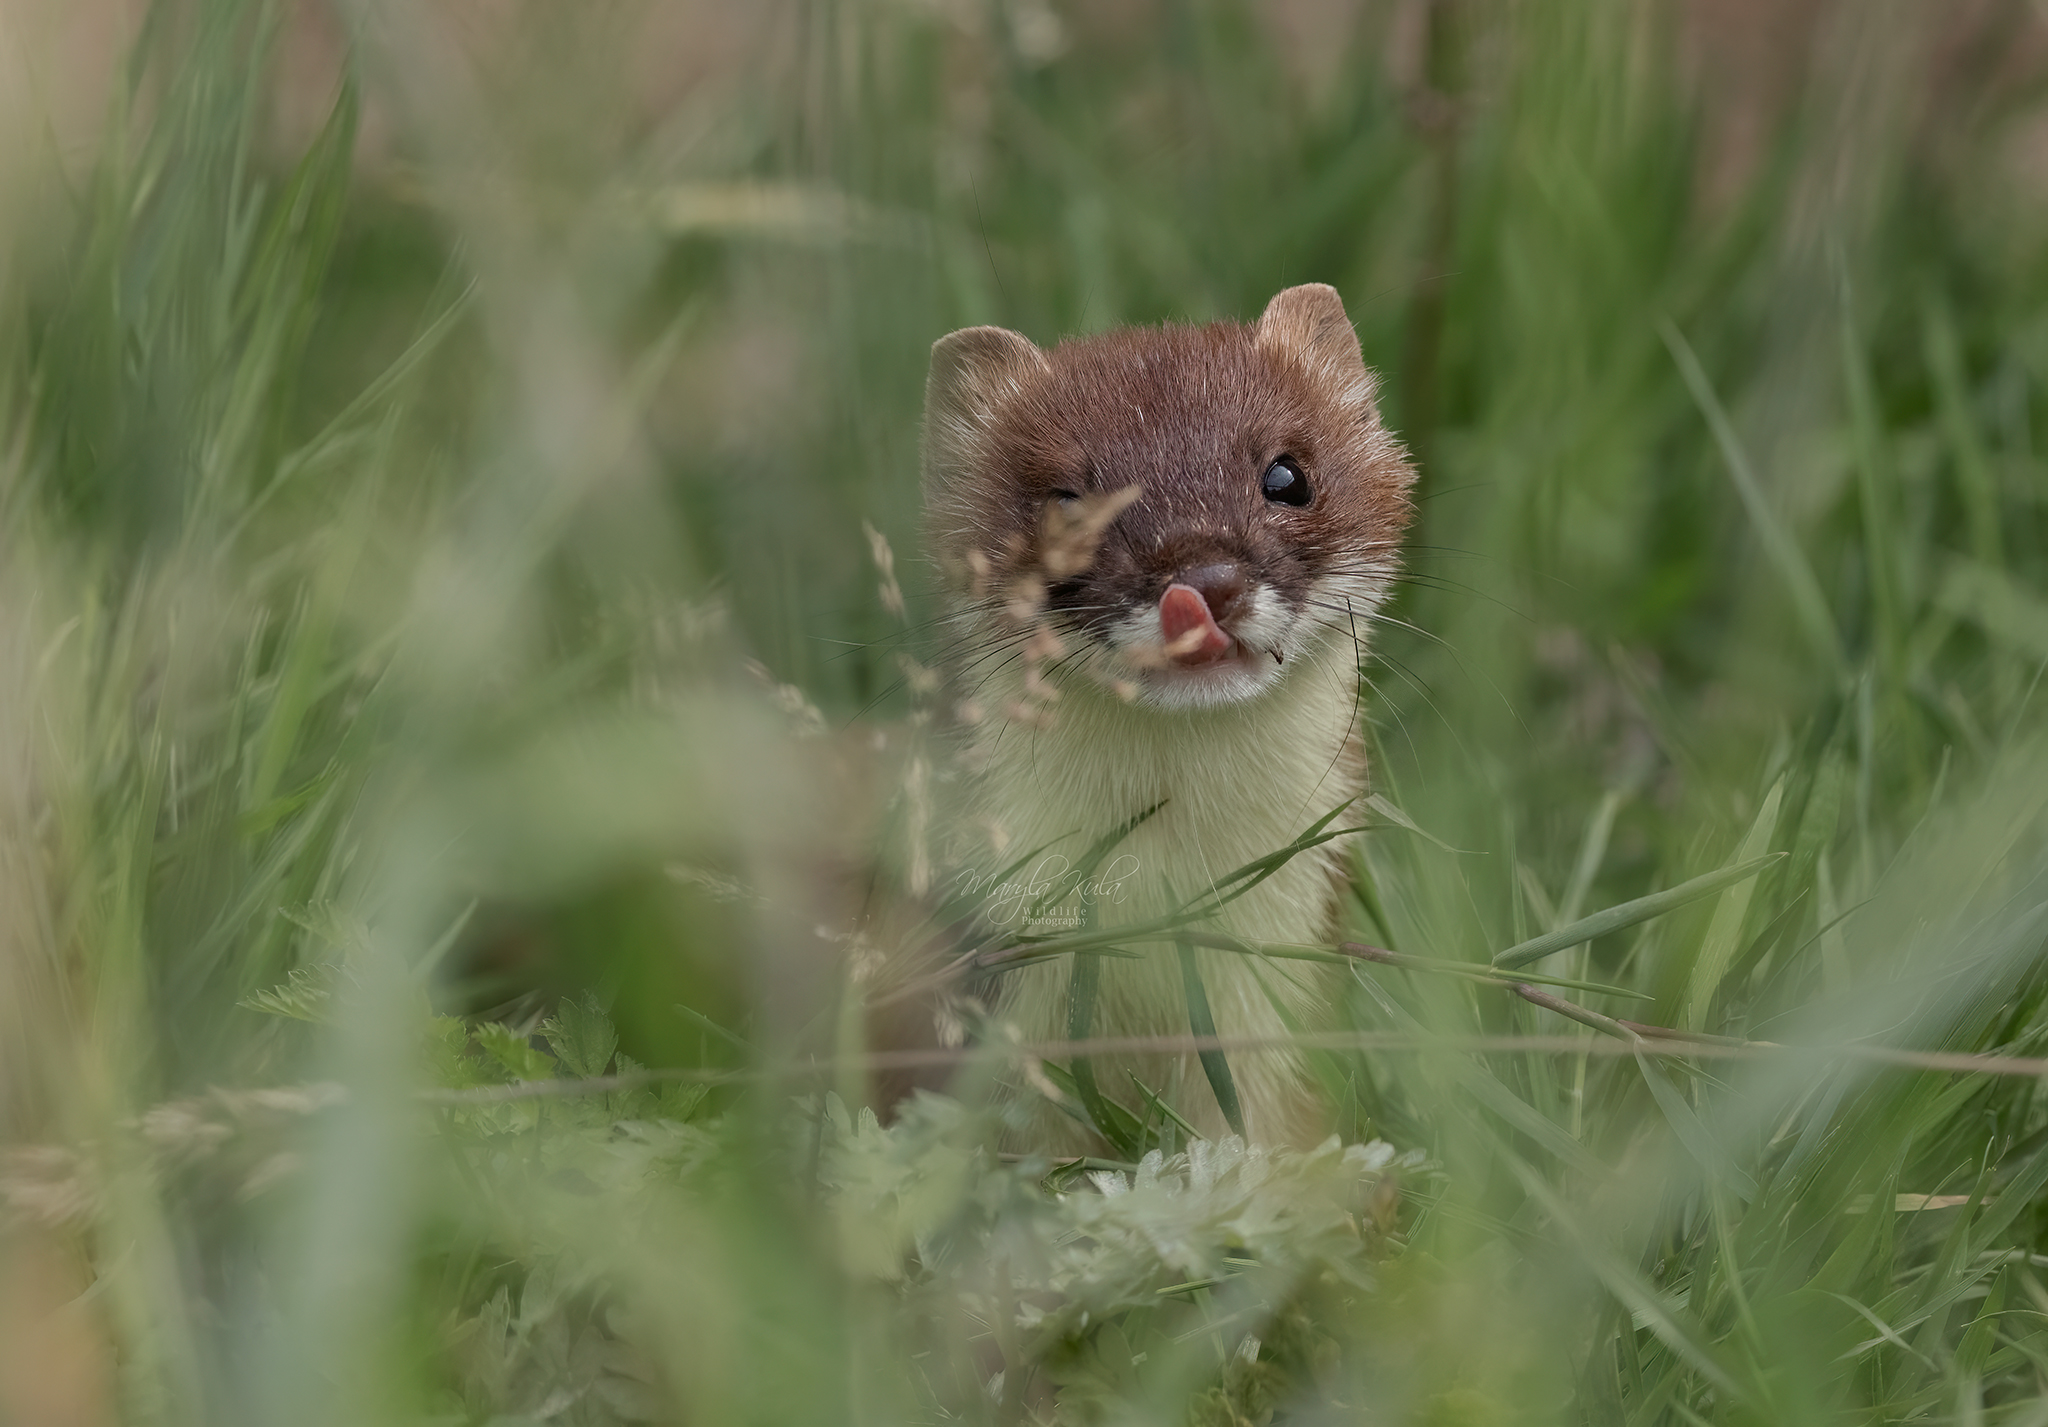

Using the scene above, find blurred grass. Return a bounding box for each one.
[7,0,2048,1422]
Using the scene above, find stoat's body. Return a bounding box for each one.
[920,285,1414,1149]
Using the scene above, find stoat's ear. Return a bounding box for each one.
[1256,283,1376,411]
[922,326,1049,492]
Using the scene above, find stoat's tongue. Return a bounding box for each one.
[1159,583,1233,665]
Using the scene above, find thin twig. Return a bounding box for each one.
[1510,983,1640,1040]
[411,1034,2048,1105]
[1342,940,1744,1047]
[1617,1020,1766,1048]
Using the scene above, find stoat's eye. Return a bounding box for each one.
[1261,457,1311,507]
[1049,488,1082,506]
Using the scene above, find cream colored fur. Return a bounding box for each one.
[958,622,1364,1151]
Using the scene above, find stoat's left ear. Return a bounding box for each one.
[922,325,1050,498]
[1256,283,1376,410]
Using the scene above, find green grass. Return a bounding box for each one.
[9,1,2048,1422]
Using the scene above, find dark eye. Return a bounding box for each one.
[1049,488,1082,504]
[1261,457,1311,507]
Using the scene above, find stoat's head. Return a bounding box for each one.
[921,284,1415,712]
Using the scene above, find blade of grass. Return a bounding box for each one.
[1240,957,1351,1113]
[984,809,1373,960]
[1923,292,2002,572]
[673,1002,753,1055]
[1127,1071,1202,1144]
[1939,559,2048,666]
[1034,1059,1146,1145]
[1494,854,1785,970]
[1363,793,1466,854]
[1683,777,1785,1030]
[1203,819,1370,913]
[1501,1149,1757,1407]
[1177,939,1244,1138]
[1841,286,1908,688]
[1661,319,1846,680]
[1348,967,1608,1178]
[1636,1049,1759,1201]
[1066,940,1141,1158]
[1560,787,1626,925]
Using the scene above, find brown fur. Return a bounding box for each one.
[924,287,1413,637]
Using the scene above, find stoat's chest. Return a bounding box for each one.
[954,636,1365,948]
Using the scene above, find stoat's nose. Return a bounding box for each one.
[1177,562,1249,625]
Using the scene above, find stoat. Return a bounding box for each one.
[920,283,1415,1150]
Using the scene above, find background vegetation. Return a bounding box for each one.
[8,0,2048,1422]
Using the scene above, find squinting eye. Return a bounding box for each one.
[1261,457,1311,507]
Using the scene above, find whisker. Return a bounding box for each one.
[1374,571,1536,623]
[1286,597,1371,829]
[1356,650,1462,753]
[1305,602,1460,660]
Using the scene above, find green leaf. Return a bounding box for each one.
[475,1022,558,1082]
[237,963,335,1022]
[541,994,619,1079]
[426,1015,495,1089]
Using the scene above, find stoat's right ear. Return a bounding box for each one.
[1256,283,1376,414]
[922,326,1049,492]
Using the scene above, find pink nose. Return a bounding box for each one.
[1159,583,1234,665]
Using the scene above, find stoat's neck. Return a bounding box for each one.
[959,632,1365,944]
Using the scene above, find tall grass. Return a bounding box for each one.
[7,1,2048,1422]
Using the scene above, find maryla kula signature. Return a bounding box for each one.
[955,854,1142,927]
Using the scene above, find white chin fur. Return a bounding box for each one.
[1128,654,1287,709]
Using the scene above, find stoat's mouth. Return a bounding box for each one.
[1090,581,1300,710]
